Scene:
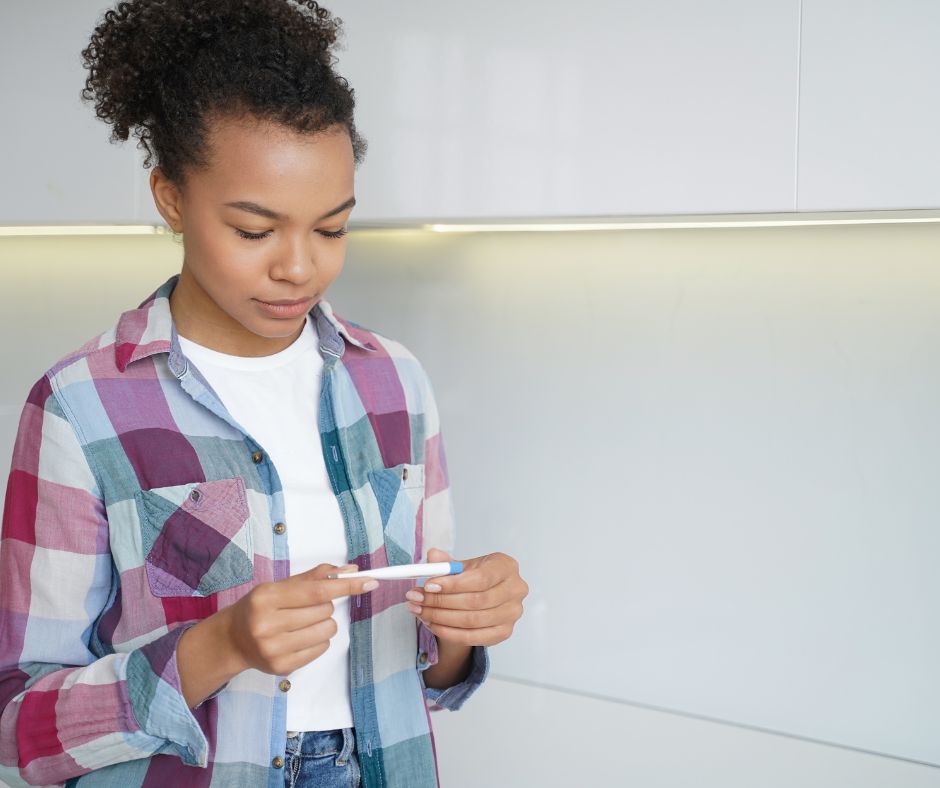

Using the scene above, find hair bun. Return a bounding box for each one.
[81,0,365,182]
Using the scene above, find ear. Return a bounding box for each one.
[149,167,184,233]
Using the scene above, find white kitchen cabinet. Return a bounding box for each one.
[797,0,940,210]
[0,1,142,224]
[6,2,938,223]
[322,0,801,221]
[5,1,802,225]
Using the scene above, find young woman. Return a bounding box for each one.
[0,1,528,786]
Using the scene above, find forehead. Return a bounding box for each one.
[194,113,354,202]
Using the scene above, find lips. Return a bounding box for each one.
[253,296,316,319]
[257,297,312,305]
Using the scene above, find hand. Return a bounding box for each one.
[223,563,378,676]
[405,548,528,647]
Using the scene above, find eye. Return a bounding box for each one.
[319,227,349,240]
[235,228,271,241]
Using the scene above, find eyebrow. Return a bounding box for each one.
[223,196,356,222]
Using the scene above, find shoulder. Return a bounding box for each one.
[39,325,120,393]
[12,326,117,457]
[331,311,426,372]
[19,308,134,442]
[39,278,171,396]
[329,310,438,409]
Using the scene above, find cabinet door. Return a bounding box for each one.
[1,1,141,224]
[4,1,803,224]
[798,0,940,210]
[327,0,800,221]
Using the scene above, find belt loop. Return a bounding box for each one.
[285,730,303,755]
[337,727,354,766]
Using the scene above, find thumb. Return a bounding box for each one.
[427,547,453,563]
[290,562,376,600]
[304,562,358,579]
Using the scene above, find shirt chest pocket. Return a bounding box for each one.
[133,476,254,598]
[367,463,425,565]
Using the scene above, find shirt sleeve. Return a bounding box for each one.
[0,375,208,786]
[414,364,489,711]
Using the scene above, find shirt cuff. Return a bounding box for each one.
[418,624,490,712]
[193,679,229,708]
[124,623,210,767]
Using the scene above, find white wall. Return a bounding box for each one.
[430,678,940,787]
[1,222,938,784]
[330,222,940,769]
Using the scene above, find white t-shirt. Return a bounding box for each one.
[178,314,354,731]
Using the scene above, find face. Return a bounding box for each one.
[151,113,356,356]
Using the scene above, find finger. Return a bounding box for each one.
[423,565,500,595]
[278,642,331,674]
[426,547,453,563]
[277,603,336,632]
[280,563,378,606]
[409,599,519,630]
[427,553,521,595]
[411,582,509,611]
[420,620,510,648]
[301,562,362,582]
[277,617,340,653]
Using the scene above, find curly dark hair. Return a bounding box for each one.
[80,0,367,185]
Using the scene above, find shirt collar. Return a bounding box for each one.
[114,273,374,373]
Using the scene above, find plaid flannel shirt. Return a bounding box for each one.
[0,273,488,787]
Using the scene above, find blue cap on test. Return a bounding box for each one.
[449,561,464,574]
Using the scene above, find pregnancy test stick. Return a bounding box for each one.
[326,561,463,581]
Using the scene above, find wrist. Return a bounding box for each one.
[177,607,248,708]
[422,636,473,689]
[213,604,250,676]
[435,635,472,660]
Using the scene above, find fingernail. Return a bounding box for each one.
[406,602,422,614]
[339,564,359,572]
[425,583,442,593]
[363,580,379,592]
[405,590,424,602]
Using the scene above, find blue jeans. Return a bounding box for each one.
[283,728,361,788]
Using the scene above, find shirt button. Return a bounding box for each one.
[418,651,429,665]
[278,679,292,692]
[272,756,284,769]
[273,522,286,535]
[402,467,409,481]
[251,451,264,464]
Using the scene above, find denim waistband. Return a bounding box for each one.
[285,727,356,762]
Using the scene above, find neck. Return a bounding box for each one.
[169,268,305,357]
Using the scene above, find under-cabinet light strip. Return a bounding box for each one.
[0,225,171,237]
[423,216,940,232]
[2,212,940,236]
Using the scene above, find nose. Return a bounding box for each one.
[270,233,314,283]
